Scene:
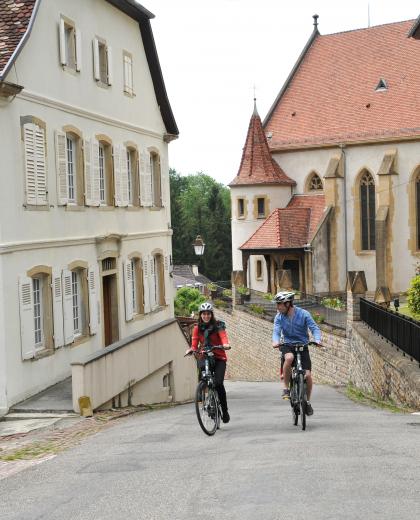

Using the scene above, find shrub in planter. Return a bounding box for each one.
[311,311,325,324]
[407,275,420,317]
[213,299,227,309]
[249,303,264,315]
[263,292,274,301]
[222,289,232,299]
[321,297,345,310]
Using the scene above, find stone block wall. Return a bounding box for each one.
[311,325,350,385]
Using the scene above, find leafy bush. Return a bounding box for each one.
[407,275,420,317]
[263,292,274,301]
[222,289,232,299]
[206,282,217,291]
[237,285,250,295]
[174,287,206,316]
[312,312,325,324]
[249,304,264,315]
[213,299,227,309]
[321,297,345,310]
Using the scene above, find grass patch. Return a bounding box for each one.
[397,304,420,321]
[0,442,59,461]
[345,383,413,413]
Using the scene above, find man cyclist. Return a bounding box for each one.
[271,291,321,416]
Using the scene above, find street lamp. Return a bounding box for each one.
[192,235,205,256]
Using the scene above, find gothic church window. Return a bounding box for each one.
[360,171,376,251]
[308,173,323,191]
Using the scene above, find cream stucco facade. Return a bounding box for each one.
[0,0,192,416]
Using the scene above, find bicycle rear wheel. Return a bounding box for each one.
[290,381,298,426]
[195,380,218,436]
[298,374,307,431]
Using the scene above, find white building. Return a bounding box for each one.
[0,0,194,416]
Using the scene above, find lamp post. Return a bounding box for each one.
[192,234,205,256]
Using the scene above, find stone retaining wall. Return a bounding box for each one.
[217,308,420,409]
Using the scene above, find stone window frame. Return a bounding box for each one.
[148,147,163,208]
[151,249,166,307]
[352,168,377,255]
[59,15,80,74]
[95,134,114,208]
[124,142,140,208]
[93,36,112,88]
[127,252,145,316]
[305,170,324,192]
[236,196,247,219]
[26,265,54,355]
[253,195,269,219]
[123,50,134,97]
[408,165,420,255]
[255,259,263,281]
[63,125,84,208]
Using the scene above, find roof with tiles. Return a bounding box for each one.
[0,0,37,76]
[240,193,326,250]
[229,102,296,187]
[264,20,420,150]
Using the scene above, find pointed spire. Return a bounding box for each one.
[313,14,319,30]
[229,104,296,187]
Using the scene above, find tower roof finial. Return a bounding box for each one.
[253,85,258,116]
[313,14,319,29]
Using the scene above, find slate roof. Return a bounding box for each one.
[264,20,420,150]
[229,103,295,187]
[240,194,326,250]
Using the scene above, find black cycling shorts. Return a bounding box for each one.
[280,345,312,372]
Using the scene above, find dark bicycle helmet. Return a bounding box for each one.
[272,291,295,304]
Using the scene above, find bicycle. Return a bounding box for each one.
[185,345,230,436]
[274,341,320,431]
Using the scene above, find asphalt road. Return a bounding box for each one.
[0,382,419,520]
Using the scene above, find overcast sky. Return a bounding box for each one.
[143,0,419,186]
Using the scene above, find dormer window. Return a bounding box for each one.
[375,78,388,92]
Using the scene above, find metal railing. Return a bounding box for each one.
[360,298,420,366]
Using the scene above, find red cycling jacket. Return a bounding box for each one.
[191,320,229,361]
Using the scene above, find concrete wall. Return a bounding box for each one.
[217,308,420,409]
[72,319,197,412]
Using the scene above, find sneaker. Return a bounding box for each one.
[222,411,230,423]
[282,388,290,400]
[306,401,314,416]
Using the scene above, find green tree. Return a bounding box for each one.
[174,287,206,316]
[407,275,420,317]
[170,169,232,281]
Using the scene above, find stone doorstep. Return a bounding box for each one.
[2,412,78,421]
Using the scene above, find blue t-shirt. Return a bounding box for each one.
[272,306,321,345]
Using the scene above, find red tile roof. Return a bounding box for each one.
[264,20,420,149]
[240,194,326,250]
[229,104,295,187]
[0,0,37,78]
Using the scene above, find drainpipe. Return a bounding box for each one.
[339,144,349,281]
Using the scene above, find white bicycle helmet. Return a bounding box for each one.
[199,301,214,312]
[272,291,295,304]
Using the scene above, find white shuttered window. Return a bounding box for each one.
[123,52,134,95]
[23,123,48,206]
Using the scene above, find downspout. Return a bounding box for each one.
[339,144,349,279]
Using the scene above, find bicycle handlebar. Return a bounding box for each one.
[272,341,323,349]
[184,345,231,357]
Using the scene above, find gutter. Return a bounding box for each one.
[0,0,42,81]
[339,144,349,278]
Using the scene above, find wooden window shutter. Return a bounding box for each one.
[59,19,67,65]
[164,255,171,306]
[91,138,101,205]
[83,138,93,205]
[88,266,99,335]
[55,130,69,205]
[123,259,134,321]
[145,153,153,207]
[139,150,147,206]
[75,28,82,71]
[142,258,150,313]
[120,145,129,206]
[23,123,37,205]
[62,269,74,345]
[107,46,113,85]
[34,126,48,205]
[149,255,157,310]
[19,276,36,360]
[52,268,64,348]
[113,144,122,207]
[93,38,100,80]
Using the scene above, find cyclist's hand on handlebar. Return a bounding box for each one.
[272,342,281,349]
[222,344,231,350]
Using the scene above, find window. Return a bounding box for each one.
[360,171,376,250]
[55,129,84,206]
[152,254,165,307]
[66,136,76,202]
[126,148,139,206]
[22,119,48,206]
[71,271,83,336]
[130,259,137,312]
[99,144,106,204]
[256,260,262,280]
[127,150,133,203]
[238,198,245,218]
[123,51,134,95]
[59,17,81,72]
[308,173,323,191]
[257,198,265,218]
[124,256,144,320]
[33,277,44,349]
[93,37,112,86]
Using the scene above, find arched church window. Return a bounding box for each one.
[360,171,376,251]
[308,173,323,191]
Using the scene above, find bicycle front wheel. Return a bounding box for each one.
[195,380,218,436]
[298,374,307,431]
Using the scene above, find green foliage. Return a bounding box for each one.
[263,292,274,301]
[236,285,250,295]
[407,275,420,317]
[312,312,325,324]
[206,282,217,291]
[222,289,232,299]
[321,297,345,310]
[174,287,205,316]
[213,299,227,309]
[170,169,232,281]
[249,304,264,315]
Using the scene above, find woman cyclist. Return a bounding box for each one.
[185,302,231,423]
